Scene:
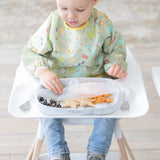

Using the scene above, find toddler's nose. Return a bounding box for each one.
[68,11,77,20]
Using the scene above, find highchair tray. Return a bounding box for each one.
[8,49,149,118]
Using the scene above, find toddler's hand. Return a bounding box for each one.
[108,64,127,79]
[37,68,63,94]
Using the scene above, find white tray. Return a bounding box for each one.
[8,48,149,118]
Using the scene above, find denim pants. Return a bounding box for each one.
[40,118,115,158]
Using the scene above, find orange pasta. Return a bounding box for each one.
[88,94,113,105]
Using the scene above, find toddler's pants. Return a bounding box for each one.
[40,118,115,158]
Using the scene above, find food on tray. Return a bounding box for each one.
[62,99,81,109]
[62,93,113,109]
[38,97,62,108]
[38,93,113,109]
[78,98,95,107]
[88,93,113,105]
[62,98,95,109]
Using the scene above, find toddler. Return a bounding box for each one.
[21,0,127,159]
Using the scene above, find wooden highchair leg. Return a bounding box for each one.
[117,137,128,160]
[122,132,135,160]
[25,121,44,160]
[114,120,136,160]
[31,139,44,160]
[25,139,35,160]
[114,120,128,160]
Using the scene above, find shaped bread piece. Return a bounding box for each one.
[77,98,95,107]
[62,99,80,109]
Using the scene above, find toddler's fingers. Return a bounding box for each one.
[108,64,120,77]
[117,69,127,78]
[42,81,52,90]
[112,65,121,77]
[51,80,63,94]
[108,65,116,75]
[55,79,63,91]
[47,81,59,94]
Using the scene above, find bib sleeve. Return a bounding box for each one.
[102,16,127,76]
[21,12,54,77]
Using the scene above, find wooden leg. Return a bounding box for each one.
[117,138,128,160]
[114,120,136,160]
[117,132,136,160]
[31,139,44,160]
[122,133,135,160]
[26,121,44,160]
[25,139,35,160]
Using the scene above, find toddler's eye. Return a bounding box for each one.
[62,8,67,10]
[77,9,85,12]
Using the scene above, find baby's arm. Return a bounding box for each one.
[101,15,127,79]
[37,68,63,94]
[103,27,127,79]
[108,64,127,79]
[21,12,63,94]
[21,12,54,77]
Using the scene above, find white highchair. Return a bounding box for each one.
[8,47,149,160]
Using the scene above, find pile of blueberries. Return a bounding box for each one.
[38,96,62,108]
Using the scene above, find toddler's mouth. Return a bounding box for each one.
[67,20,78,27]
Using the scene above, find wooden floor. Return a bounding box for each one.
[0,46,160,160]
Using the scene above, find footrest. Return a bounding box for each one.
[39,152,120,160]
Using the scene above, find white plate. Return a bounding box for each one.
[36,78,121,116]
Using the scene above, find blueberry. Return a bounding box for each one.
[56,103,62,108]
[39,97,44,102]
[43,99,48,105]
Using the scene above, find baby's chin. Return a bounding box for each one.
[66,21,86,28]
[67,23,79,28]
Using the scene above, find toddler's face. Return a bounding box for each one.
[56,0,97,28]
